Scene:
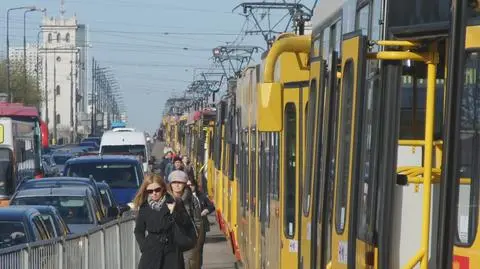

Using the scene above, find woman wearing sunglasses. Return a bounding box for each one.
[133,174,193,269]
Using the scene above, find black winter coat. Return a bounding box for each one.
[134,196,191,269]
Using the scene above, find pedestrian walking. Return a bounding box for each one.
[168,170,203,269]
[133,174,196,269]
[187,179,215,268]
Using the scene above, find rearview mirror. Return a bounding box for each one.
[118,204,131,215]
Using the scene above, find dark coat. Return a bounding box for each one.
[195,190,215,232]
[134,195,191,269]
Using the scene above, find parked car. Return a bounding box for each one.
[16,177,107,217]
[96,182,130,217]
[10,186,112,234]
[50,152,75,175]
[9,205,71,238]
[0,207,53,249]
[64,156,144,206]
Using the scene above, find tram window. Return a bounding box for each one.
[322,28,330,63]
[303,80,317,216]
[356,4,369,36]
[251,132,257,215]
[284,103,297,238]
[266,134,271,226]
[455,51,480,246]
[335,60,354,234]
[399,72,444,140]
[319,59,341,266]
[271,133,280,201]
[356,74,381,243]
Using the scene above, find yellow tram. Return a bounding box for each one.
[165,0,480,268]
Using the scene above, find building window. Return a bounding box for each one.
[56,114,60,124]
[56,33,61,43]
[56,85,60,95]
[48,33,52,43]
[65,33,70,43]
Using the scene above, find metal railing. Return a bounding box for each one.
[0,214,140,269]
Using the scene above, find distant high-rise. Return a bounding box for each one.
[8,44,43,75]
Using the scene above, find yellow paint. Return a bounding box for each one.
[257,83,283,132]
[0,124,4,144]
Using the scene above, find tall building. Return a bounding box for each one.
[40,14,88,144]
[8,44,43,75]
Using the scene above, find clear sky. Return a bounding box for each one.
[0,0,315,134]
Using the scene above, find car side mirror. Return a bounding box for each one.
[107,206,119,218]
[118,204,131,215]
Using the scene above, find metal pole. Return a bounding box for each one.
[74,50,79,142]
[7,9,12,103]
[53,48,57,145]
[36,30,41,103]
[44,43,49,124]
[91,58,95,136]
[70,50,74,143]
[6,6,36,103]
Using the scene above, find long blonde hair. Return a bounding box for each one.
[132,173,167,209]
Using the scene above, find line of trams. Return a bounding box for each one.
[161,0,480,268]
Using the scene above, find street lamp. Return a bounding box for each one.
[25,8,46,91]
[6,5,36,103]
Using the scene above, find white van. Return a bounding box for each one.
[99,131,150,172]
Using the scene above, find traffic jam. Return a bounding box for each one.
[0,102,151,248]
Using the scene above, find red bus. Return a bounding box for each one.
[0,102,43,206]
[40,119,49,149]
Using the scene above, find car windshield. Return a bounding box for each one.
[66,163,140,188]
[0,221,27,249]
[101,145,146,162]
[11,196,94,225]
[53,155,72,165]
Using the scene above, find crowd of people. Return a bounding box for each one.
[134,149,215,269]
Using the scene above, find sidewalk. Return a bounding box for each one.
[202,215,238,269]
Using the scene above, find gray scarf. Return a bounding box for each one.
[148,195,166,211]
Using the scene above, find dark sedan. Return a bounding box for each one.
[0,207,53,249]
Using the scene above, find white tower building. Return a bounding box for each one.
[40,13,88,144]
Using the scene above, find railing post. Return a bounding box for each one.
[22,247,29,269]
[132,221,136,269]
[115,224,122,269]
[58,241,63,269]
[100,229,106,269]
[84,236,89,269]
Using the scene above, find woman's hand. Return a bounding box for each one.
[201,209,209,216]
[167,202,176,214]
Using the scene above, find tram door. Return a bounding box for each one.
[330,32,367,269]
[280,82,306,269]
[453,23,480,267]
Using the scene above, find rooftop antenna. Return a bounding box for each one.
[60,0,66,17]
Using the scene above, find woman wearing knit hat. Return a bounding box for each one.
[132,174,194,269]
[168,170,203,269]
